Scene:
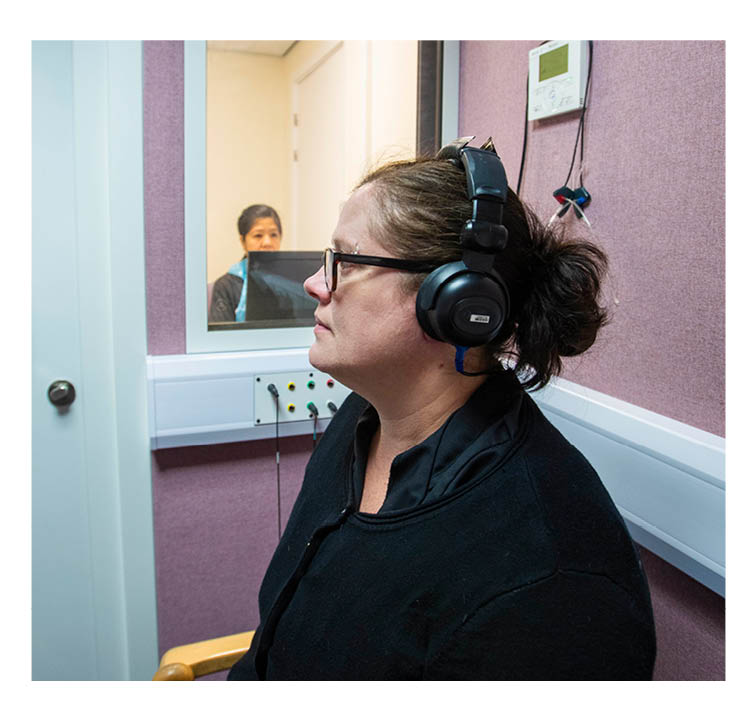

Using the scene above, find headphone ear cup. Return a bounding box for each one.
[416,264,454,341]
[416,262,509,346]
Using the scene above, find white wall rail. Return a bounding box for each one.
[530,378,725,596]
[147,350,350,449]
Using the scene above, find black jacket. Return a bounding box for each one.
[209,273,242,323]
[228,371,656,680]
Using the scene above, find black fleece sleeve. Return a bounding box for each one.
[209,274,242,322]
[424,570,655,680]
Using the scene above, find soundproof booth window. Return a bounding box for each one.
[197,39,420,342]
[202,41,355,335]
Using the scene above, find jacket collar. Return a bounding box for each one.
[352,370,524,514]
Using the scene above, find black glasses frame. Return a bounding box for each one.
[323,248,435,292]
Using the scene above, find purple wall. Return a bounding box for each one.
[144,41,186,356]
[638,547,724,680]
[459,40,725,438]
[151,436,309,654]
[143,41,725,680]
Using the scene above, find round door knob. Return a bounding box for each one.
[48,380,76,407]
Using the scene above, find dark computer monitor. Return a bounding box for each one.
[243,251,321,328]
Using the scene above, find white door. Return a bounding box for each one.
[290,41,418,253]
[32,41,157,680]
[293,43,349,251]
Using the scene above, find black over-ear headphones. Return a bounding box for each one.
[415,136,511,349]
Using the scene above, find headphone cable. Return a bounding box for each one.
[267,383,282,540]
[516,71,529,196]
[454,345,512,377]
[517,41,552,197]
[563,40,594,188]
[276,401,281,539]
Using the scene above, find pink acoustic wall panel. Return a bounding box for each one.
[639,548,724,679]
[151,435,311,659]
[459,41,725,437]
[143,41,186,355]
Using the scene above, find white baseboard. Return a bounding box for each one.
[529,378,725,596]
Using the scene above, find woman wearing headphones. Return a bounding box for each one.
[228,138,656,680]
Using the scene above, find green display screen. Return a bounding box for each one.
[539,44,568,82]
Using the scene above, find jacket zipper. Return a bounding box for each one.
[254,505,352,678]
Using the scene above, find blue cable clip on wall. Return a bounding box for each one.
[550,185,592,227]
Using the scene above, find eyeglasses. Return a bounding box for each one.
[323,247,436,292]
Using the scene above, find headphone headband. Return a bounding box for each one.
[416,137,512,350]
[437,137,509,253]
[459,146,508,205]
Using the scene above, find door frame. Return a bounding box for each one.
[417,40,460,155]
[105,40,159,680]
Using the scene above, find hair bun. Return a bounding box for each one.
[511,215,608,388]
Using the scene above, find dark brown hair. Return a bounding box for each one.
[237,204,282,237]
[357,156,609,389]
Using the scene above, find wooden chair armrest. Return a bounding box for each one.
[153,630,255,680]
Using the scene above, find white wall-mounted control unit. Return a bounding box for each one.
[528,40,589,122]
[254,369,352,426]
